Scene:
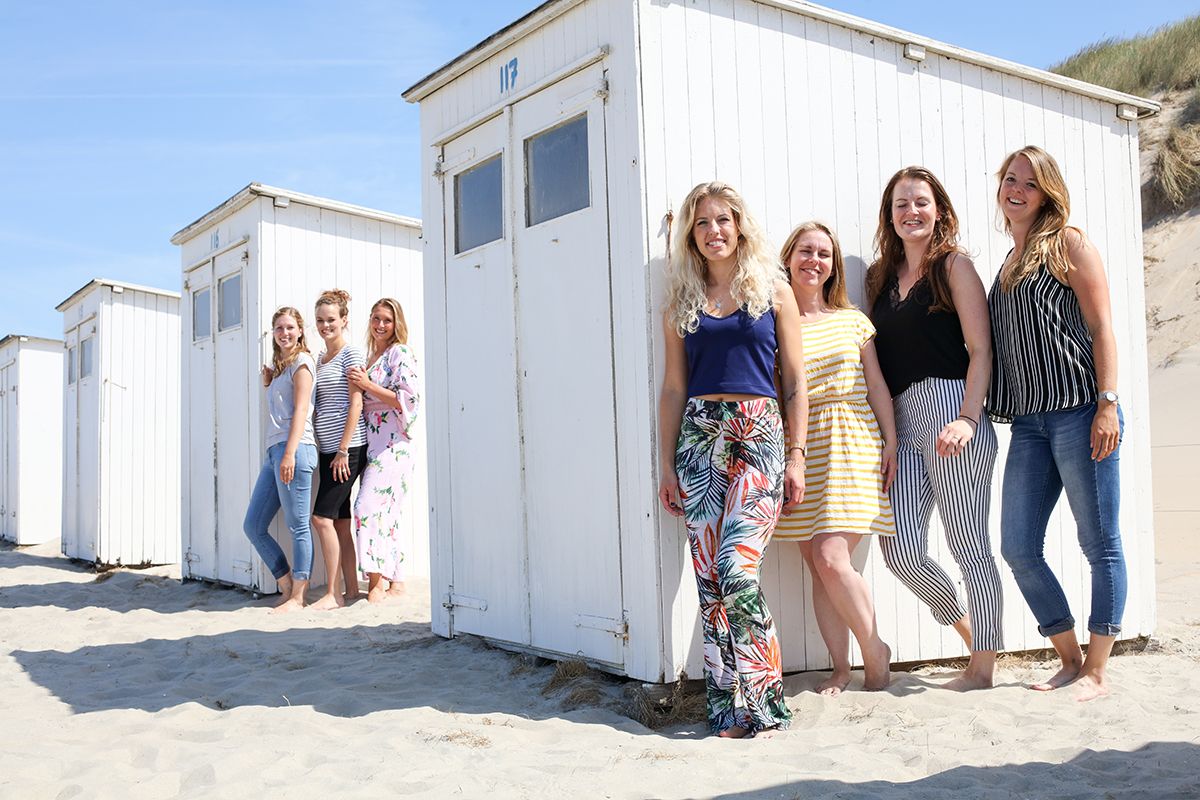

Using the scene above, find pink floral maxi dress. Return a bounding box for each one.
[354,344,420,580]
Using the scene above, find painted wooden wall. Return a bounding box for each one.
[637,0,1155,677]
[60,284,180,566]
[0,337,63,545]
[178,193,427,594]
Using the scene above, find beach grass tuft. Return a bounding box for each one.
[1051,15,1200,97]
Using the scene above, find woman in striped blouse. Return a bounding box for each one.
[774,221,896,695]
[309,289,368,609]
[990,146,1125,701]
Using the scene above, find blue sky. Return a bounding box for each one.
[2,0,1195,340]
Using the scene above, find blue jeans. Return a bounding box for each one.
[242,442,318,582]
[999,403,1126,638]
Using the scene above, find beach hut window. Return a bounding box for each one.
[454,154,503,253]
[217,274,242,331]
[80,338,93,380]
[193,288,211,341]
[67,347,76,384]
[524,113,589,227]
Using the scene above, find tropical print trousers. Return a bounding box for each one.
[676,397,791,734]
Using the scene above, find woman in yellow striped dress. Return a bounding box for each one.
[775,222,896,695]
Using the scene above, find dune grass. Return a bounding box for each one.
[1050,15,1200,97]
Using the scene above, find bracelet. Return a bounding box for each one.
[336,449,349,458]
[787,446,807,459]
[956,414,979,429]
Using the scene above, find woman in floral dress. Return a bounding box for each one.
[347,297,420,604]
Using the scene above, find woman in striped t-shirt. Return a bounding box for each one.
[990,146,1125,701]
[309,289,368,609]
[775,221,896,695]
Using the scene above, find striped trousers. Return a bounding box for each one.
[676,398,791,735]
[879,378,1004,652]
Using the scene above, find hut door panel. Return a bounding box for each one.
[442,117,531,644]
[212,251,257,587]
[512,67,625,666]
[0,360,15,539]
[76,323,100,562]
[184,264,216,580]
[61,331,80,558]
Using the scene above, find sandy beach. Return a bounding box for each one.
[2,495,1197,800]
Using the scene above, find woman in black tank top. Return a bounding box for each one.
[867,167,1004,691]
[991,146,1125,702]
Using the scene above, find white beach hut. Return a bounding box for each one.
[57,280,181,566]
[403,0,1160,682]
[0,335,64,545]
[170,183,426,594]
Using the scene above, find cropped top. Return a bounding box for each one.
[870,273,969,397]
[684,307,777,398]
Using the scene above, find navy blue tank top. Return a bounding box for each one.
[684,308,777,397]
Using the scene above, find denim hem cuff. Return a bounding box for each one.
[1088,623,1122,637]
[292,572,311,581]
[1038,618,1076,637]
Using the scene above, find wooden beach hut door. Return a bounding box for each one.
[441,64,625,667]
[62,324,98,562]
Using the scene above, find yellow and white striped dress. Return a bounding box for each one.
[775,309,894,541]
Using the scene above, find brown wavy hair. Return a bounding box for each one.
[366,297,408,351]
[270,306,310,378]
[996,145,1073,290]
[866,166,963,313]
[780,221,852,310]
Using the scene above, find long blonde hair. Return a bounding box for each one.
[866,166,963,313]
[666,181,782,336]
[996,145,1073,290]
[780,221,852,310]
[366,297,409,352]
[270,306,310,378]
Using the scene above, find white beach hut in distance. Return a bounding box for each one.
[0,335,64,546]
[170,183,426,595]
[57,280,181,566]
[403,0,1159,682]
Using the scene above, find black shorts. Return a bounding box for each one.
[312,445,368,520]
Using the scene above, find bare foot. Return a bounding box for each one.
[343,591,363,604]
[310,593,344,611]
[367,585,388,604]
[717,725,750,739]
[1030,662,1081,691]
[1073,672,1111,702]
[386,582,406,597]
[816,670,851,697]
[272,576,294,607]
[863,642,892,691]
[270,597,306,615]
[944,672,993,691]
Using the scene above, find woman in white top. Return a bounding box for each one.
[309,289,368,609]
[241,306,318,613]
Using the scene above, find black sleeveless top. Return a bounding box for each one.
[987,263,1097,423]
[870,272,970,398]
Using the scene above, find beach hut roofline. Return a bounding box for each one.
[169,182,422,247]
[55,279,181,312]
[400,0,1160,117]
[0,335,63,349]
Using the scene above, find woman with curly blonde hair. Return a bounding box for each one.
[658,181,807,738]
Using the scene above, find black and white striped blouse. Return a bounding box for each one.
[987,263,1097,423]
[314,345,368,453]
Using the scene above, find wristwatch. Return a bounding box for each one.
[1098,390,1118,405]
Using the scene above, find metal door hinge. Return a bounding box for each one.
[184,551,200,563]
[443,592,488,612]
[575,612,628,640]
